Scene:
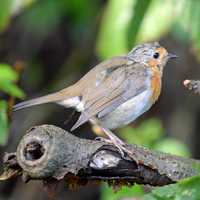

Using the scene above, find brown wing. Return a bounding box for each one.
[71,58,148,131]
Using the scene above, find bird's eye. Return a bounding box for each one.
[153,52,160,59]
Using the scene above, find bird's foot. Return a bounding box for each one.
[95,132,133,159]
[95,136,126,157]
[91,118,133,158]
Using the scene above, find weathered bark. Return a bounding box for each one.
[1,125,200,189]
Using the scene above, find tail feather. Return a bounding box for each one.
[13,92,62,111]
[13,84,80,111]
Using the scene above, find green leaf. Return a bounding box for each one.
[127,0,152,48]
[0,101,9,145]
[10,0,35,16]
[120,119,163,147]
[0,64,25,98]
[0,64,18,82]
[153,138,191,157]
[18,0,64,38]
[0,80,25,99]
[101,183,144,200]
[0,0,12,32]
[0,0,36,32]
[135,0,176,43]
[97,0,177,59]
[62,0,98,25]
[143,175,200,200]
[172,0,200,57]
[96,0,136,59]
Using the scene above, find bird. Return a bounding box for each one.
[14,42,177,156]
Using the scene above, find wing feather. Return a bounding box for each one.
[71,59,148,131]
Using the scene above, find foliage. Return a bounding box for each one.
[0,101,9,145]
[143,175,200,200]
[96,0,136,58]
[120,119,190,157]
[0,0,12,32]
[0,0,34,32]
[104,176,200,200]
[0,64,24,145]
[101,184,144,200]
[97,0,200,59]
[154,138,191,157]
[0,64,25,98]
[120,119,163,148]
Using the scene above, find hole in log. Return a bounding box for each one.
[24,141,45,161]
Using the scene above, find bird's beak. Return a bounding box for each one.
[168,53,178,59]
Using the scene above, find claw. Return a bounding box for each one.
[90,118,133,159]
[95,136,128,159]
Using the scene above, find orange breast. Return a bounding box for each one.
[150,68,162,104]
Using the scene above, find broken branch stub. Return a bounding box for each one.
[16,125,103,180]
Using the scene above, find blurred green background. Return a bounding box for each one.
[0,0,200,199]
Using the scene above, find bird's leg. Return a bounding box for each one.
[90,118,132,158]
[64,110,76,125]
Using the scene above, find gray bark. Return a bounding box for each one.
[2,125,200,188]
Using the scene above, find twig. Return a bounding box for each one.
[183,80,200,94]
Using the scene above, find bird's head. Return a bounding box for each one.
[128,42,177,73]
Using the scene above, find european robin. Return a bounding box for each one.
[14,42,177,156]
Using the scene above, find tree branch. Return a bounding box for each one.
[1,125,200,189]
[183,80,200,94]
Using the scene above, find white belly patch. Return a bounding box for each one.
[100,90,152,129]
